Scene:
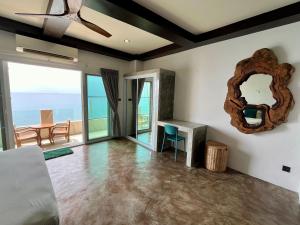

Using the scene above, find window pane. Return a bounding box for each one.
[87,75,109,139]
[8,63,82,126]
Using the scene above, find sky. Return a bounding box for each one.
[8,62,82,93]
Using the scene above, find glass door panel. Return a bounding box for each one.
[137,78,153,146]
[86,74,109,141]
[138,81,151,131]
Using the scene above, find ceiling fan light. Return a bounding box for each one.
[16,47,24,52]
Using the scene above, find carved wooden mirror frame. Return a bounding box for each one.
[224,48,295,134]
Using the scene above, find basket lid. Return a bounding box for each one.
[206,140,227,147]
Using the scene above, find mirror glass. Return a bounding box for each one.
[240,74,276,105]
[137,77,153,146]
[243,107,263,126]
[125,79,137,139]
[125,77,154,147]
[240,74,276,127]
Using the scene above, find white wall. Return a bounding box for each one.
[0,30,131,139]
[142,22,300,192]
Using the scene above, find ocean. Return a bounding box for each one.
[11,92,108,126]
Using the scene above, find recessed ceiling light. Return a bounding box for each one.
[124,39,131,44]
[16,47,24,52]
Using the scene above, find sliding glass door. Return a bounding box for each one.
[137,79,153,146]
[138,81,152,131]
[125,76,154,148]
[6,62,83,150]
[85,74,110,142]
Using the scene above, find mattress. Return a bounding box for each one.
[0,146,59,225]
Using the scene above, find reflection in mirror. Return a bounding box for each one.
[243,107,263,127]
[137,77,153,146]
[240,74,276,105]
[125,79,137,139]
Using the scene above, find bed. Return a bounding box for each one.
[0,146,59,225]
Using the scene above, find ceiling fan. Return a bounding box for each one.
[15,0,112,38]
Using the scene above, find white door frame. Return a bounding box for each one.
[0,61,14,149]
[123,72,159,150]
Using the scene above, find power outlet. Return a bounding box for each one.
[282,165,291,173]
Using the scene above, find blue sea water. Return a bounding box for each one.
[11,77,150,126]
[11,92,108,126]
[11,92,82,126]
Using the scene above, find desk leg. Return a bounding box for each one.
[156,126,164,152]
[186,126,207,167]
[186,130,193,167]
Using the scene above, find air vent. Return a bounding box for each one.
[16,35,78,62]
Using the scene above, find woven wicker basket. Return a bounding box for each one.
[205,141,228,172]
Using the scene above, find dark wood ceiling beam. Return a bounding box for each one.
[85,0,195,46]
[137,1,300,60]
[43,0,72,38]
[0,16,135,61]
[136,44,181,61]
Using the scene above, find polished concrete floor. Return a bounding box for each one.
[137,131,153,146]
[46,138,300,225]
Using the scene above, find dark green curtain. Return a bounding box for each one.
[132,79,145,133]
[100,68,121,137]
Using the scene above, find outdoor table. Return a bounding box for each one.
[30,123,56,146]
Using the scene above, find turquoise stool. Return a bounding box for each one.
[160,125,185,161]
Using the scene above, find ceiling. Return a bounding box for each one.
[65,6,172,54]
[0,0,48,28]
[0,0,299,60]
[0,0,172,54]
[134,0,300,34]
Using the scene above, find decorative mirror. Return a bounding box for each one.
[224,48,295,134]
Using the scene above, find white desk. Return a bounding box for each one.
[157,120,207,167]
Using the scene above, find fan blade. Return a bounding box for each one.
[15,12,66,18]
[78,12,111,38]
[16,0,70,18]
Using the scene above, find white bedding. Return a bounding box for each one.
[245,117,262,126]
[0,146,59,225]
